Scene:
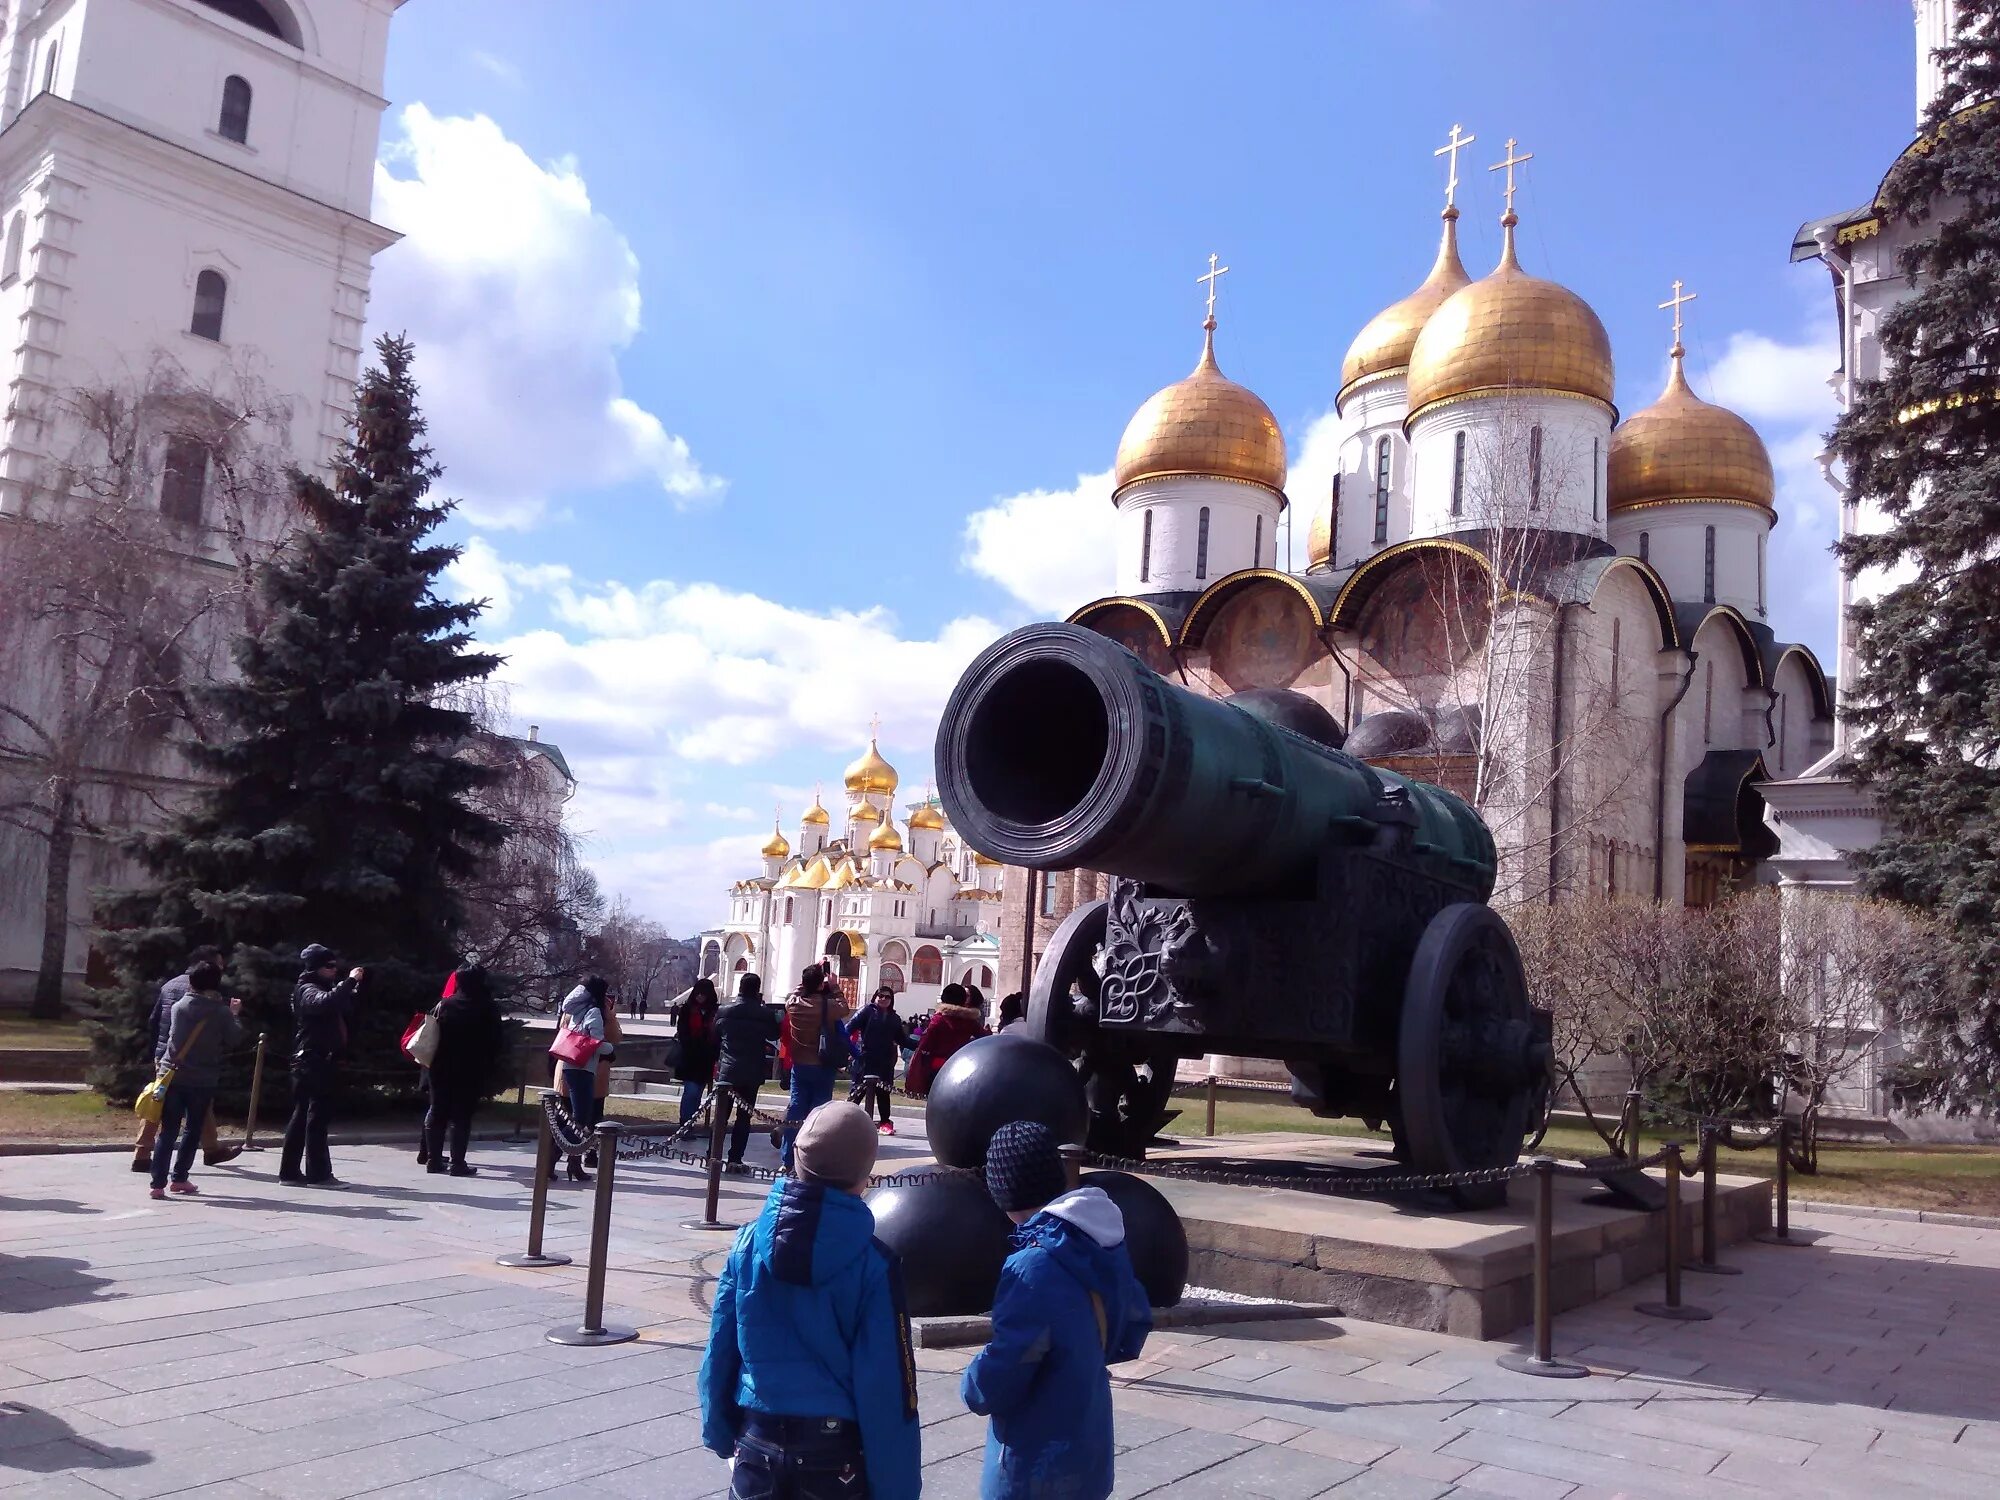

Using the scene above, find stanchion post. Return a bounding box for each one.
[1687,1123,1741,1276]
[549,1122,638,1346]
[1638,1143,1711,1321]
[1621,1089,1643,1162]
[498,1091,573,1269]
[1205,1074,1217,1138]
[240,1033,268,1151]
[684,1090,741,1232]
[1754,1116,1810,1246]
[1498,1157,1589,1378]
[511,1046,529,1143]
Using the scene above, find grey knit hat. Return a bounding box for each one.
[795,1102,879,1191]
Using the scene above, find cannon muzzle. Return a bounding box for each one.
[936,623,1494,900]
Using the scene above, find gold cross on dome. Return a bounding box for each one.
[868,712,882,741]
[1197,253,1230,328]
[1659,279,1698,350]
[1434,123,1476,210]
[1488,137,1534,218]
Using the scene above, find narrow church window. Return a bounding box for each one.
[1195,506,1210,581]
[1703,525,1716,603]
[1779,694,1788,772]
[1373,437,1391,544]
[1139,509,1152,583]
[219,76,253,144]
[1639,531,1649,564]
[1041,874,1060,918]
[1450,431,1465,517]
[1328,474,1340,562]
[1,214,22,285]
[40,37,59,96]
[160,437,207,526]
[1611,617,1621,700]
[190,270,227,341]
[1591,438,1601,521]
[1528,425,1543,509]
[1703,663,1713,744]
[1253,514,1262,569]
[785,897,793,922]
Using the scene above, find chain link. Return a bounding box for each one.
[1079,1147,1527,1196]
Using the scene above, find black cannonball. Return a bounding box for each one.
[866,1172,1014,1317]
[1082,1170,1188,1308]
[926,1034,1087,1170]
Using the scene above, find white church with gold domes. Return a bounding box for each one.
[704,734,1002,1007]
[1004,131,1834,976]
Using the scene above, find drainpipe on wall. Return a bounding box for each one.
[1654,650,1700,900]
[1545,603,1576,904]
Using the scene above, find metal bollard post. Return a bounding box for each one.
[1205,1074,1218,1138]
[511,1048,529,1143]
[498,1092,573,1269]
[1755,1117,1810,1246]
[684,1090,741,1232]
[1686,1124,1741,1276]
[1621,1089,1643,1162]
[1498,1157,1589,1378]
[1637,1143,1711,1321]
[548,1122,637,1346]
[1059,1143,1084,1192]
[240,1033,268,1151]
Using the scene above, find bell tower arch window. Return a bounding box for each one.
[190,270,227,341]
[219,76,252,143]
[1139,509,1153,584]
[1372,437,1391,544]
[1195,506,1211,581]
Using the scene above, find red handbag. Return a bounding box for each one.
[549,1023,602,1067]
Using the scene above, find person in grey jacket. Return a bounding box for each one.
[132,945,238,1173]
[150,962,244,1199]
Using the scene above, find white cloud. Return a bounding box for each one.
[370,106,721,529]
[1702,330,1839,426]
[703,803,761,821]
[961,470,1118,614]
[444,535,572,627]
[469,50,521,87]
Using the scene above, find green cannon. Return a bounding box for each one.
[936,622,1551,1202]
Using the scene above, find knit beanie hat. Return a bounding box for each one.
[984,1120,1068,1213]
[795,1102,879,1191]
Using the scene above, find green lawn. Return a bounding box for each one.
[0,1016,90,1049]
[1163,1092,2000,1217]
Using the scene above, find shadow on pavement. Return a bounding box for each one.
[0,1253,115,1313]
[0,1402,148,1474]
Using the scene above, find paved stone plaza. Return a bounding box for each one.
[5,1131,2000,1499]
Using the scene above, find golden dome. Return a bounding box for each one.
[907,801,946,832]
[1113,324,1286,501]
[1339,209,1471,405]
[868,817,903,852]
[801,793,831,827]
[1609,349,1775,514]
[797,856,833,889]
[1406,219,1614,420]
[1305,499,1333,570]
[971,850,1002,868]
[760,824,791,859]
[850,800,881,825]
[844,736,898,795]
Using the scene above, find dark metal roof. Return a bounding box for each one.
[502,735,574,784]
[1683,748,1777,857]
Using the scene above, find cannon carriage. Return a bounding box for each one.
[935,622,1553,1205]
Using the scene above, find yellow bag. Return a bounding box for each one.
[134,1070,172,1123]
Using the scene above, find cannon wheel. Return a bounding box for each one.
[1025,899,1178,1159]
[1396,903,1534,1209]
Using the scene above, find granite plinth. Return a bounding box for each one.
[1142,1132,1772,1339]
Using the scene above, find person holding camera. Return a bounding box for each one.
[781,963,852,1173]
[279,944,362,1188]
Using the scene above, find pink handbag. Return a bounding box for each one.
[548,1021,602,1067]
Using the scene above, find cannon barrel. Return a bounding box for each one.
[936,623,1495,901]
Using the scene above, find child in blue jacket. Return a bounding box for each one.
[962,1121,1152,1500]
[700,1102,922,1498]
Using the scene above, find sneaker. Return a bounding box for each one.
[149,1186,166,1200]
[448,1163,478,1178]
[426,1162,448,1175]
[304,1177,346,1190]
[878,1121,896,1136]
[167,1181,200,1196]
[204,1146,243,1167]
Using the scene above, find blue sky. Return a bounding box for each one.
[366,1,1919,932]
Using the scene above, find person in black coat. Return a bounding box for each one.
[850,986,914,1133]
[424,965,504,1177]
[674,978,721,1126]
[279,944,362,1187]
[712,974,780,1169]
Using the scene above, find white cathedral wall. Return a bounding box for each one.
[1114,475,1283,595]
[1609,504,1772,623]
[1333,375,1411,563]
[1558,569,1669,900]
[1407,394,1612,541]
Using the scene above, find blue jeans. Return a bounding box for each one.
[679,1078,706,1125]
[559,1067,599,1146]
[783,1064,837,1170]
[152,1082,215,1190]
[732,1415,867,1499]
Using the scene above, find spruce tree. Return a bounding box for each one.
[1832,3,2000,1110]
[90,335,504,1104]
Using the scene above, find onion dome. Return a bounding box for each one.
[801,793,831,827]
[1113,322,1287,502]
[868,816,904,852]
[1609,346,1774,515]
[971,850,1002,868]
[844,735,898,795]
[1306,501,1333,569]
[797,856,833,889]
[850,800,881,826]
[908,800,946,831]
[1340,208,1471,406]
[760,822,790,859]
[1406,215,1614,421]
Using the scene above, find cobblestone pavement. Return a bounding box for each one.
[3,1133,1999,1499]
